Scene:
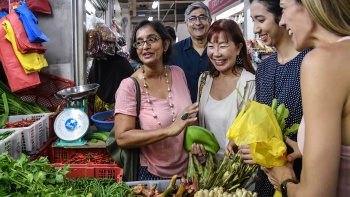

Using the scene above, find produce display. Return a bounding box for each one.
[0,130,14,140]
[202,152,258,192]
[4,118,36,128]
[130,174,197,197]
[63,152,114,164]
[84,132,109,142]
[0,81,51,116]
[0,152,132,197]
[195,187,257,197]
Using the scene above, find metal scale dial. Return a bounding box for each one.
[54,83,99,146]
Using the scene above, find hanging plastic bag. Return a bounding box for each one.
[6,12,46,54]
[0,0,51,14]
[226,100,287,168]
[26,0,52,15]
[0,0,11,12]
[0,11,7,19]
[2,20,48,74]
[0,18,40,92]
[14,2,49,43]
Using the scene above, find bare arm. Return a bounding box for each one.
[267,48,343,196]
[115,102,199,148]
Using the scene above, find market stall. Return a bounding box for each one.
[0,1,291,196]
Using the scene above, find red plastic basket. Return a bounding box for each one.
[46,145,122,182]
[48,146,109,163]
[52,163,122,182]
[16,72,75,112]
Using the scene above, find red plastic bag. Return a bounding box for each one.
[0,0,51,14]
[6,12,46,54]
[0,17,40,92]
[26,0,51,14]
[0,0,20,12]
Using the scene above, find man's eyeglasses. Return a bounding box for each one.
[133,36,161,48]
[188,15,208,23]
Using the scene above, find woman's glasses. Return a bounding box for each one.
[133,36,161,48]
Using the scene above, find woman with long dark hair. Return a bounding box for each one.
[192,19,256,161]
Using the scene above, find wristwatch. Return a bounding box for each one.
[281,179,299,197]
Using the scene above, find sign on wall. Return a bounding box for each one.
[208,0,239,15]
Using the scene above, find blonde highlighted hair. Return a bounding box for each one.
[301,0,350,36]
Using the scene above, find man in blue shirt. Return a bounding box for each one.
[168,1,212,103]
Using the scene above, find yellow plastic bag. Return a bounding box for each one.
[2,20,48,74]
[227,100,287,168]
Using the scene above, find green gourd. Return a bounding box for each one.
[184,126,220,154]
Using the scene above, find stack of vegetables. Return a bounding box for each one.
[184,126,258,195]
[0,152,133,197]
[0,80,51,129]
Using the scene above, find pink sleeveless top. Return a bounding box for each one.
[297,35,350,197]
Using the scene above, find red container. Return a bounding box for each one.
[30,136,57,161]
[48,112,59,139]
[16,72,75,112]
[45,145,122,182]
[48,146,109,163]
[52,163,123,182]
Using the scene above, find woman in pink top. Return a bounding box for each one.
[114,20,199,181]
[263,0,350,196]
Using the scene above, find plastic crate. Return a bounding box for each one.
[6,113,50,154]
[90,110,114,131]
[16,72,75,112]
[125,179,180,191]
[30,136,57,161]
[47,145,109,163]
[0,128,23,159]
[47,145,122,182]
[53,163,122,182]
[48,112,60,139]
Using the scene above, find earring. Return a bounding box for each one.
[236,55,242,65]
[164,50,167,54]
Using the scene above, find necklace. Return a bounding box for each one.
[142,65,176,126]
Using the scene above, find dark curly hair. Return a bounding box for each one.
[129,20,173,64]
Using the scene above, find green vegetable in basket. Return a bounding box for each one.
[184,126,220,154]
[84,132,108,142]
[0,92,9,128]
[0,130,13,140]
[0,81,51,116]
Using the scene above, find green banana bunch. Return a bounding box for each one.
[184,126,220,154]
[270,98,289,131]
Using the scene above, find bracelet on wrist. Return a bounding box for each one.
[281,179,299,197]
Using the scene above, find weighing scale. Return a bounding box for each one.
[54,83,99,146]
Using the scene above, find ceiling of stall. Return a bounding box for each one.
[117,0,203,26]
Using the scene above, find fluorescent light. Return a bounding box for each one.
[85,0,95,14]
[148,16,153,21]
[152,1,159,9]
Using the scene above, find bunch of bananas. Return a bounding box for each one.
[271,98,289,131]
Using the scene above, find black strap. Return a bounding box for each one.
[130,77,141,128]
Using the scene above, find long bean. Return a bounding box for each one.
[0,92,9,128]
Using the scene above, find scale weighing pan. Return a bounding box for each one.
[56,83,100,101]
